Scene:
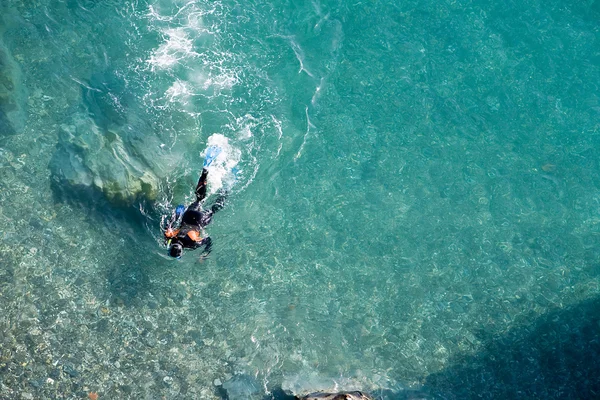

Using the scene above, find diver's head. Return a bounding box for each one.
[168,242,183,259]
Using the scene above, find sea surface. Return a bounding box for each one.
[1,0,600,398]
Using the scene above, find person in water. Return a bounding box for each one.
[163,147,226,259]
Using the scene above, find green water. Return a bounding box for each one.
[1,0,600,398]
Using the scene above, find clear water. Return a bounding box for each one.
[1,0,600,398]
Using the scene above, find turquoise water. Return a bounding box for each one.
[1,0,600,398]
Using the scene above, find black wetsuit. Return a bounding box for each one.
[164,168,226,255]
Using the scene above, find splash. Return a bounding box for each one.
[147,27,196,70]
[202,133,241,195]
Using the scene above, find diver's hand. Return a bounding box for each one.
[165,227,178,238]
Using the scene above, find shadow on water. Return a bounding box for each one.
[253,297,599,400]
[50,180,163,307]
[422,296,600,399]
[104,251,153,308]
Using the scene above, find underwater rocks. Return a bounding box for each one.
[0,21,28,136]
[50,114,164,205]
[300,392,373,400]
[219,374,261,400]
[282,374,366,398]
[82,70,132,131]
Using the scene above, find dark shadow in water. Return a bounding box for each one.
[253,297,600,400]
[49,165,204,311]
[50,180,164,307]
[82,69,131,130]
[0,107,16,136]
[104,253,152,308]
[256,387,429,400]
[49,174,161,229]
[423,296,600,399]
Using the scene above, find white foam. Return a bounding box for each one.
[230,114,258,140]
[202,134,241,194]
[148,27,195,70]
[189,68,238,91]
[165,79,191,104]
[142,1,282,198]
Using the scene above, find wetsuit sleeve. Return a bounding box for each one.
[162,212,178,238]
[210,191,227,213]
[164,228,179,239]
[200,237,212,254]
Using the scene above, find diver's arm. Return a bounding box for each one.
[163,214,177,236]
[164,227,179,239]
[163,217,174,231]
[183,230,208,252]
[187,232,211,251]
[163,204,185,236]
[200,237,212,255]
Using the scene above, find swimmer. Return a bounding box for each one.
[163,146,225,259]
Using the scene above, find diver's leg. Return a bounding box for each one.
[210,191,227,213]
[194,168,209,202]
[199,210,213,227]
[181,169,210,226]
[195,192,227,227]
[198,191,227,227]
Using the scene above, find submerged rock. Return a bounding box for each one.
[282,374,364,398]
[300,392,373,400]
[83,70,132,130]
[221,374,261,400]
[50,113,164,205]
[0,15,28,136]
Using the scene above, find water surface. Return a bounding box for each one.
[1,0,599,398]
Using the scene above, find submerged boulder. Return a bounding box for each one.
[220,374,261,400]
[0,19,27,136]
[82,70,132,130]
[300,392,373,400]
[283,374,364,398]
[50,113,164,206]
